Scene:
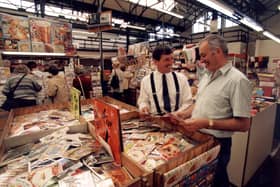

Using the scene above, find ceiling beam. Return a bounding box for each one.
[101,0,106,8]
[114,0,126,13]
[139,6,148,17]
[44,0,185,31]
[129,0,140,14]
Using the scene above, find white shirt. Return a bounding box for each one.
[192,63,252,138]
[138,70,192,115]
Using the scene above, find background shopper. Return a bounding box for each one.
[73,66,92,99]
[1,64,42,110]
[46,65,69,103]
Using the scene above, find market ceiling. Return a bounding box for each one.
[35,0,279,32]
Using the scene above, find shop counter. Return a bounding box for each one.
[228,103,276,186]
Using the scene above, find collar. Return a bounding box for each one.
[206,62,232,77]
[219,62,232,75]
[155,70,172,76]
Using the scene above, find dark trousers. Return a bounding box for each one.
[1,98,36,111]
[112,92,122,100]
[213,137,232,187]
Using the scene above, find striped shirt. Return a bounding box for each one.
[2,73,42,100]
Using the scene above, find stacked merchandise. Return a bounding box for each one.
[8,109,81,137]
[120,114,220,186]
[91,67,103,97]
[0,127,134,186]
[2,106,88,148]
[118,43,152,89]
[0,101,140,186]
[251,97,275,115]
[122,118,196,171]
[257,73,275,97]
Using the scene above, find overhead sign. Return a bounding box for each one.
[88,11,112,32]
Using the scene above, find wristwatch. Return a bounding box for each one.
[208,119,214,128]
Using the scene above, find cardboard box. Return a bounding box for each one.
[2,102,88,149]
[120,112,217,187]
[0,113,141,187]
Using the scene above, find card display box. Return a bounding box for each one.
[0,110,141,187]
[120,111,218,187]
[1,102,88,150]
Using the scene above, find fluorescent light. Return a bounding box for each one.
[263,31,280,44]
[120,23,146,30]
[196,0,237,19]
[126,24,146,30]
[169,33,180,37]
[1,52,66,56]
[112,18,125,25]
[240,16,263,32]
[278,5,280,10]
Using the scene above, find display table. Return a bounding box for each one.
[228,103,277,187]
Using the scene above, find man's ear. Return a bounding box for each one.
[216,47,222,54]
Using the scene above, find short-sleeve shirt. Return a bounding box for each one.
[192,63,252,138]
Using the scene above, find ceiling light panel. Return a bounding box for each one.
[263,31,280,44]
[196,0,236,19]
[240,16,263,32]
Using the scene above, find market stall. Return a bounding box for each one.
[228,101,277,187]
[0,96,221,187]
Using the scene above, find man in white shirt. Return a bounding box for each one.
[137,45,192,116]
[173,34,252,187]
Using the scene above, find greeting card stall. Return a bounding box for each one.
[89,97,221,187]
[0,97,220,187]
[0,102,141,186]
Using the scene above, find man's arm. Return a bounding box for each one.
[181,117,251,132]
[172,104,195,119]
[137,77,151,115]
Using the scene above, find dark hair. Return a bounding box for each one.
[152,45,172,61]
[26,61,37,70]
[48,65,59,75]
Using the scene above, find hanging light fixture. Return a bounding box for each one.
[263,31,280,44]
